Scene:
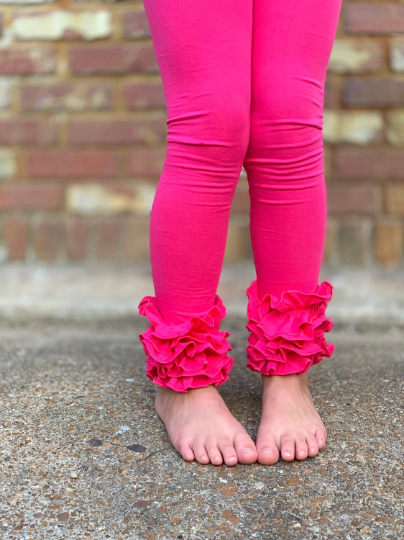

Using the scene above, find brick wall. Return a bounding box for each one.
[324,0,404,268]
[0,1,403,267]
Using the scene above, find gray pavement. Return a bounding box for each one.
[0,264,403,538]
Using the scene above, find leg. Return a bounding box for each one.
[243,0,342,464]
[138,0,257,465]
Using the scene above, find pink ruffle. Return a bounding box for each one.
[245,280,335,376]
[137,294,234,393]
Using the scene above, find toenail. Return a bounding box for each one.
[284,452,292,457]
[259,448,273,454]
[242,448,254,455]
[311,447,317,452]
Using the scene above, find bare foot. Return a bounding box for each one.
[256,372,327,465]
[155,385,258,466]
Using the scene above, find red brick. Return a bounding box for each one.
[27,150,119,179]
[327,185,382,215]
[94,217,121,260]
[335,149,404,182]
[122,8,150,39]
[123,82,166,110]
[0,183,62,210]
[69,44,158,75]
[0,46,55,75]
[67,118,166,145]
[0,119,57,145]
[2,216,29,260]
[125,148,166,178]
[344,3,404,35]
[33,217,63,261]
[342,77,404,107]
[21,83,113,111]
[65,217,90,261]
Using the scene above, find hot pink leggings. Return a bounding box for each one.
[138,0,342,392]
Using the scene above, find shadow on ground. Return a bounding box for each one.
[0,319,403,539]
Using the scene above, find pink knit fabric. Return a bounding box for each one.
[138,294,234,392]
[138,0,342,391]
[245,280,335,376]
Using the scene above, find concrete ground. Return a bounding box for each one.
[0,263,403,539]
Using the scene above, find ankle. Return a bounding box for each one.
[261,372,310,396]
[262,371,308,385]
[156,384,220,405]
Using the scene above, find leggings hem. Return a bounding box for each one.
[138,293,234,393]
[245,279,335,376]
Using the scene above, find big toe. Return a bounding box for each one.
[256,434,279,465]
[234,432,258,464]
[178,441,195,462]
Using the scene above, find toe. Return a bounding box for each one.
[178,441,195,462]
[192,441,209,464]
[295,437,308,460]
[315,428,327,449]
[206,442,223,466]
[256,435,279,465]
[306,434,319,457]
[234,432,258,465]
[217,439,238,467]
[280,436,295,461]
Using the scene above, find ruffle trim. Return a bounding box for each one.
[245,280,335,376]
[137,294,234,393]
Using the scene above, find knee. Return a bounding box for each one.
[210,94,250,156]
[250,78,324,149]
[166,93,250,165]
[245,82,325,181]
[247,95,324,168]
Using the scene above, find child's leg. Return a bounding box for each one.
[138,0,257,465]
[243,0,342,464]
